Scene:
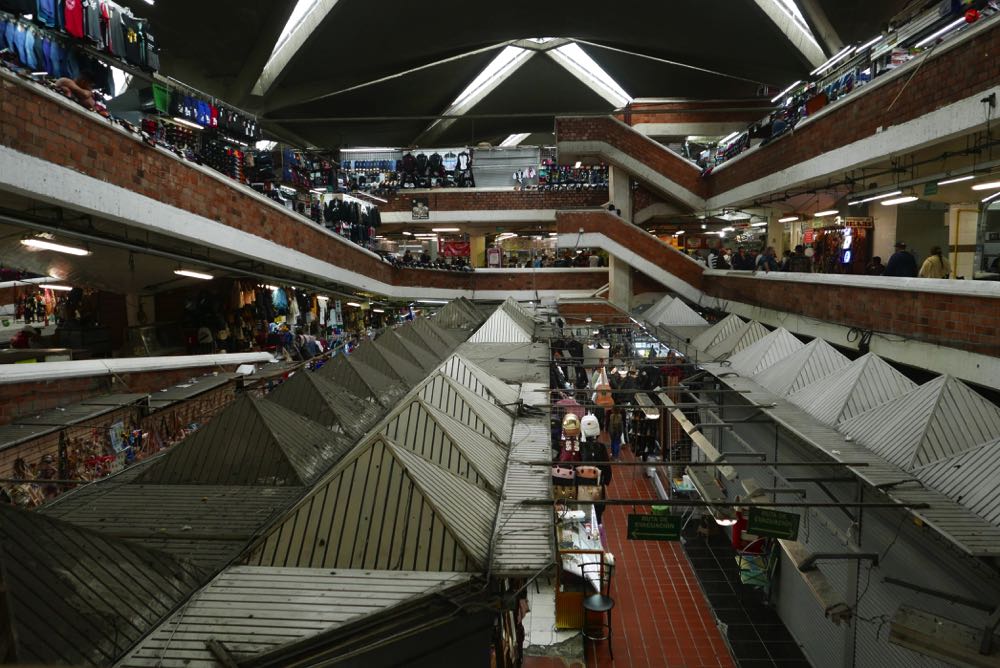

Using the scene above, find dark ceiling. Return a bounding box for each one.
[124,0,912,148]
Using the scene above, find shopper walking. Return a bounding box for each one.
[884,242,918,277]
[918,246,951,279]
[756,247,779,273]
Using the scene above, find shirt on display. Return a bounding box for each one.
[63,0,84,38]
[121,12,142,65]
[83,0,101,44]
[442,152,458,171]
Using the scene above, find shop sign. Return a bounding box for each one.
[411,198,430,220]
[844,217,874,229]
[627,513,681,541]
[747,508,800,540]
[923,182,939,196]
[803,229,815,244]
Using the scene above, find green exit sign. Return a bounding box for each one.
[747,507,801,540]
[923,182,939,196]
[627,514,682,541]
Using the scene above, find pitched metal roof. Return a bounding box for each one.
[41,483,301,569]
[147,373,241,411]
[409,318,460,357]
[641,295,675,324]
[419,373,515,443]
[320,350,408,407]
[753,338,851,397]
[392,326,445,371]
[468,308,534,343]
[439,354,521,407]
[434,298,484,329]
[500,297,538,335]
[839,375,1000,470]
[382,399,508,492]
[915,438,1000,527]
[649,298,708,327]
[13,401,129,427]
[265,370,380,439]
[118,567,473,668]
[726,327,804,376]
[701,364,1000,558]
[703,319,769,360]
[316,353,376,403]
[691,313,746,352]
[455,342,551,384]
[354,339,419,388]
[137,395,352,486]
[371,337,427,387]
[248,434,496,572]
[0,504,204,667]
[787,353,918,426]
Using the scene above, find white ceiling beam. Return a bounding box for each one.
[251,0,342,97]
[753,0,827,69]
[797,0,844,54]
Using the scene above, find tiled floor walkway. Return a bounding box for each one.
[583,451,736,668]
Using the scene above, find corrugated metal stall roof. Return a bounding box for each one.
[0,422,58,450]
[265,371,379,440]
[147,374,240,411]
[137,396,352,486]
[0,504,204,667]
[419,373,515,443]
[353,340,415,388]
[382,399,508,493]
[838,375,1000,470]
[78,393,151,407]
[317,354,376,403]
[455,342,549,384]
[248,434,497,572]
[439,354,521,407]
[500,297,538,334]
[434,298,483,329]
[392,327,443,371]
[13,399,133,427]
[641,295,675,324]
[371,338,426,387]
[468,309,534,343]
[753,339,851,397]
[787,353,917,426]
[41,483,301,569]
[650,299,708,327]
[915,438,1000,527]
[118,567,473,668]
[704,319,769,360]
[701,365,1000,557]
[409,318,459,357]
[726,327,804,376]
[692,313,746,352]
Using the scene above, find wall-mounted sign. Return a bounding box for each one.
[844,217,874,229]
[411,198,430,220]
[747,507,801,540]
[627,514,682,541]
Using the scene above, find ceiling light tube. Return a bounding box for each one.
[971,181,1000,191]
[45,284,74,291]
[171,117,204,130]
[675,230,685,235]
[432,228,460,232]
[983,191,1000,204]
[372,308,386,313]
[346,301,361,308]
[174,269,214,280]
[751,222,768,227]
[881,196,919,206]
[418,299,449,304]
[938,175,975,186]
[20,238,91,256]
[770,80,802,103]
[778,216,799,223]
[848,190,903,206]
[811,45,856,76]
[718,131,740,145]
[814,210,839,217]
[914,17,967,49]
[857,35,883,52]
[402,231,413,236]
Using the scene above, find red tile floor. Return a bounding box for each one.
[583,451,736,668]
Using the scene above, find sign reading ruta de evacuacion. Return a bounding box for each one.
[747,507,801,540]
[627,514,682,541]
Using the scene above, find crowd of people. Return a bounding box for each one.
[868,241,952,278]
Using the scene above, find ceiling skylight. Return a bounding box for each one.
[499,133,531,147]
[770,0,821,49]
[252,0,339,96]
[451,46,529,109]
[272,0,321,59]
[548,42,632,107]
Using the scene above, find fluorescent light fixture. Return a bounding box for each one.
[499,133,531,148]
[848,190,903,206]
[770,80,802,103]
[721,226,736,232]
[751,222,768,227]
[983,191,1000,204]
[814,210,839,217]
[700,223,707,229]
[914,17,966,49]
[432,228,460,232]
[21,238,91,256]
[937,175,974,186]
[174,269,213,280]
[811,45,856,76]
[418,299,449,304]
[143,0,154,4]
[548,232,558,236]
[372,308,386,313]
[574,161,582,168]
[718,131,740,145]
[310,187,326,193]
[402,231,413,236]
[172,117,204,130]
[971,181,1000,191]
[675,230,685,235]
[881,196,919,206]
[265,285,279,290]
[779,216,799,223]
[317,295,329,301]
[346,301,361,308]
[858,35,883,51]
[31,71,48,76]
[45,284,73,291]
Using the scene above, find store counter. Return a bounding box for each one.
[555,505,611,629]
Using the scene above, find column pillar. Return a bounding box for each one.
[872,203,898,265]
[469,234,487,268]
[608,165,633,222]
[948,203,979,279]
[608,255,632,312]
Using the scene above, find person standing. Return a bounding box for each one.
[918,246,951,279]
[756,247,779,273]
[884,242,918,277]
[866,256,886,275]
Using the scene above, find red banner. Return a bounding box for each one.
[441,241,471,257]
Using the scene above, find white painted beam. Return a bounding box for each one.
[753,0,827,68]
[251,0,341,97]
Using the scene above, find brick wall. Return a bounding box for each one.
[618,100,773,127]
[556,117,710,202]
[392,267,608,291]
[381,189,607,213]
[703,275,1000,356]
[557,210,705,291]
[558,301,631,325]
[632,269,668,296]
